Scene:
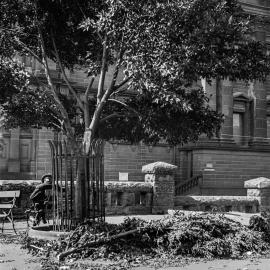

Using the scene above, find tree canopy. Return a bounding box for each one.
[1,0,270,149]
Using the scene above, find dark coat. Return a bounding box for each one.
[30,183,52,202]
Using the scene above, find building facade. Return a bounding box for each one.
[1,0,270,196]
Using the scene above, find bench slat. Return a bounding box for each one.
[0,191,20,198]
[0,204,13,209]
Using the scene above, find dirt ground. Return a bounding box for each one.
[1,212,270,270]
[1,240,270,270]
[0,239,41,270]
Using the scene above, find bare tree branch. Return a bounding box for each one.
[110,76,132,97]
[100,113,125,123]
[85,76,95,98]
[108,98,140,117]
[48,121,62,130]
[14,37,43,64]
[34,9,73,139]
[85,33,126,147]
[83,76,95,128]
[97,35,108,104]
[51,33,84,111]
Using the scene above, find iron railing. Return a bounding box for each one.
[48,138,105,231]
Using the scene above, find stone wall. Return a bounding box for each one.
[3,167,270,219]
[174,195,259,213]
[105,181,153,215]
[0,161,177,218]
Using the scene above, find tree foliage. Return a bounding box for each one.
[1,0,270,148]
[0,59,29,104]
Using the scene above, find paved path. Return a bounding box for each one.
[3,211,255,234]
[2,214,168,235]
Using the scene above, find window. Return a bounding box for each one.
[233,92,251,146]
[233,113,244,145]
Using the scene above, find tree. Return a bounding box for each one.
[3,0,269,151]
[1,0,270,220]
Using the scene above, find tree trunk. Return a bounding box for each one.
[65,136,88,222]
[75,156,87,221]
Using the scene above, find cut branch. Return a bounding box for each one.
[58,228,140,261]
[30,245,46,252]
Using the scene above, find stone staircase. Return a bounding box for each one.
[175,174,203,196]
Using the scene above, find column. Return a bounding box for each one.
[30,129,38,176]
[219,79,234,143]
[200,78,235,145]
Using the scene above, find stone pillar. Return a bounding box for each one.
[142,161,177,214]
[245,177,270,212]
[8,128,20,172]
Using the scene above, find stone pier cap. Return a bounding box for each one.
[142,161,177,175]
[244,177,270,189]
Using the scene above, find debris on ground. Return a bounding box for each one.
[20,212,270,269]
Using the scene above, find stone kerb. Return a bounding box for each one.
[245,177,270,212]
[142,161,177,214]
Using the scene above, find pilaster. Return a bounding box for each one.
[8,128,20,173]
[249,82,269,148]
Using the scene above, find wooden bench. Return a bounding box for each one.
[0,190,20,234]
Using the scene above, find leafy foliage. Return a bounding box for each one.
[22,213,270,268]
[1,87,78,131]
[1,0,270,147]
[0,59,29,104]
[1,85,222,145]
[100,88,222,145]
[249,212,270,242]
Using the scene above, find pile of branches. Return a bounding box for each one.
[22,212,270,265]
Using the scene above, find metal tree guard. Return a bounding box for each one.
[48,138,105,231]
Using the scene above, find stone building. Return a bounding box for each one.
[1,0,270,196]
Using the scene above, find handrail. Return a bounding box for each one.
[175,174,203,195]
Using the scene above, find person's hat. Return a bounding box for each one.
[41,174,52,183]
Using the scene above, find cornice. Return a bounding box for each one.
[178,144,270,153]
[240,1,270,16]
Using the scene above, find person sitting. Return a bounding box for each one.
[29,174,53,226]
